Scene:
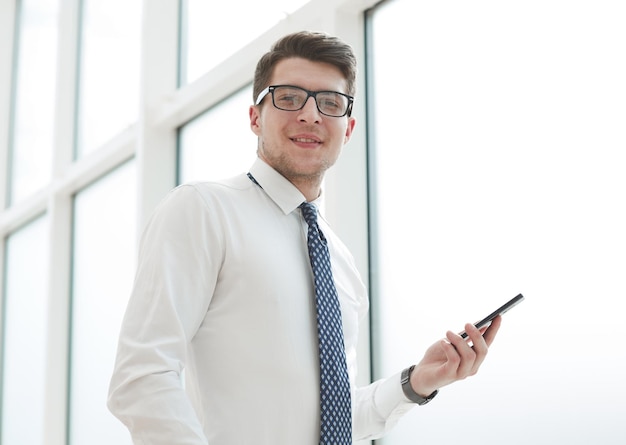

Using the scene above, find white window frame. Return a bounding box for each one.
[0,1,382,444]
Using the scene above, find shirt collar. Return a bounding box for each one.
[249,158,313,215]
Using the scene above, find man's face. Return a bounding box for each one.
[249,57,356,185]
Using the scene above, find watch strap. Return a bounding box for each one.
[400,365,439,405]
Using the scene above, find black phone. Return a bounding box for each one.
[459,293,525,339]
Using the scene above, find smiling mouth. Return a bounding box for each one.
[291,137,321,144]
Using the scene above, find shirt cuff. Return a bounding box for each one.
[373,371,417,421]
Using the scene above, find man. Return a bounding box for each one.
[108,31,501,444]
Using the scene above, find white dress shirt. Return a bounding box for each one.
[108,158,415,444]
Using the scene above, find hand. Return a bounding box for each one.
[409,315,502,397]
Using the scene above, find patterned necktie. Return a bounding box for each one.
[299,202,352,445]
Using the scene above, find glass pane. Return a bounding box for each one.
[180,0,310,85]
[178,85,257,183]
[69,160,136,445]
[75,0,142,157]
[369,1,626,444]
[8,0,59,204]
[1,215,49,445]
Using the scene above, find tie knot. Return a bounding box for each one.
[299,202,318,226]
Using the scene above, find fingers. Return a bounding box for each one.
[445,319,498,378]
[482,315,502,347]
[414,318,502,393]
[465,323,489,375]
[446,328,478,378]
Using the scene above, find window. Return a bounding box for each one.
[178,85,257,183]
[7,0,58,204]
[68,161,136,445]
[179,0,310,85]
[1,215,49,445]
[367,1,626,443]
[75,0,141,157]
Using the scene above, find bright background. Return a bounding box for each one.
[369,1,626,444]
[1,1,624,444]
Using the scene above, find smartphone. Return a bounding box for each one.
[459,293,525,339]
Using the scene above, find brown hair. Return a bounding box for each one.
[253,31,357,103]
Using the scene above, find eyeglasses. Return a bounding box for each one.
[255,85,354,117]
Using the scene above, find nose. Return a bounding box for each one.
[297,96,322,123]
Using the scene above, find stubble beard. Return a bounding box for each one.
[258,140,332,188]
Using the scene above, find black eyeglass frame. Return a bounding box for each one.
[255,84,354,117]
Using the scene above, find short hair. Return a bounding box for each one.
[253,31,357,103]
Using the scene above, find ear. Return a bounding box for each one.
[249,105,262,136]
[343,116,356,145]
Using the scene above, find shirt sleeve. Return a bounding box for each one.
[107,185,218,445]
[353,373,417,441]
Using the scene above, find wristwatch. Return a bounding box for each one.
[401,365,439,405]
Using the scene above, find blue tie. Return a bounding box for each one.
[299,202,352,445]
